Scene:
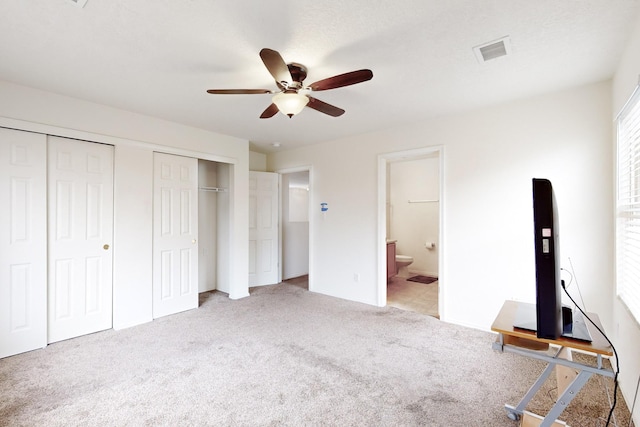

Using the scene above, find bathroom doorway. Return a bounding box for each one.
[377,147,443,319]
[279,167,311,290]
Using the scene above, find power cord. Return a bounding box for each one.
[628,373,640,427]
[562,266,619,424]
[561,262,588,310]
[560,279,620,426]
[567,258,588,310]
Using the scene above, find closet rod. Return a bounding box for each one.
[408,199,439,203]
[199,187,228,192]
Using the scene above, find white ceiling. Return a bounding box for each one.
[1,1,638,153]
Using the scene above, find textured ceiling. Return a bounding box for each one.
[0,0,638,153]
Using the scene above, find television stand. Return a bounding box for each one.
[491,300,614,426]
[512,302,593,342]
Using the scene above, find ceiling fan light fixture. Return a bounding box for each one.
[272,92,309,118]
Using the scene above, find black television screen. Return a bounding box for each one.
[531,178,563,339]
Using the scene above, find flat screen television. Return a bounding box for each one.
[513,178,592,342]
[531,178,563,339]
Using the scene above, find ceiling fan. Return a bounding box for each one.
[207,48,373,119]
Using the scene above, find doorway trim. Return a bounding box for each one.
[377,146,444,317]
[276,165,313,291]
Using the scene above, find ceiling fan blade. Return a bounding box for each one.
[259,48,293,86]
[308,69,373,91]
[260,103,279,119]
[207,89,272,95]
[306,96,345,117]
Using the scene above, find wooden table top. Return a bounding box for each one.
[491,300,613,356]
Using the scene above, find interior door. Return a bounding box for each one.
[48,136,114,344]
[0,128,47,358]
[249,171,279,286]
[153,152,198,318]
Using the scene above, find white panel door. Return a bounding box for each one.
[153,152,198,318]
[48,136,114,344]
[249,171,279,286]
[0,128,47,358]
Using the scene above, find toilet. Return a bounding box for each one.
[395,255,414,277]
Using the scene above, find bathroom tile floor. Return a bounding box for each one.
[386,275,439,318]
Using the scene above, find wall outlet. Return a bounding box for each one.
[353,273,360,282]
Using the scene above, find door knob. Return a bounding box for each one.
[103,244,110,250]
[192,239,197,244]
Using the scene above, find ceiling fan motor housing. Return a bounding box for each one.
[286,63,307,88]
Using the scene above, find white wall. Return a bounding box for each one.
[389,157,439,277]
[612,10,640,425]
[268,81,613,333]
[0,80,250,330]
[250,150,267,171]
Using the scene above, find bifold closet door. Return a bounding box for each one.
[0,128,47,359]
[152,152,198,319]
[48,136,114,343]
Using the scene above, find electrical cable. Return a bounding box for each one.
[597,375,618,427]
[561,280,620,426]
[562,260,622,425]
[628,373,640,427]
[568,258,588,310]
[561,267,617,424]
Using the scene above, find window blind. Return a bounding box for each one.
[617,86,640,323]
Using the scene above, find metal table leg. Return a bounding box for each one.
[494,334,614,424]
[505,362,556,421]
[539,370,593,427]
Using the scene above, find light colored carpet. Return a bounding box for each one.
[0,282,633,426]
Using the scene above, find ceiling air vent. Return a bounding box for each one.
[66,0,88,8]
[473,36,511,64]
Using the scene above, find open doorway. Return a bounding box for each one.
[197,159,231,297]
[378,147,443,319]
[279,168,311,290]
